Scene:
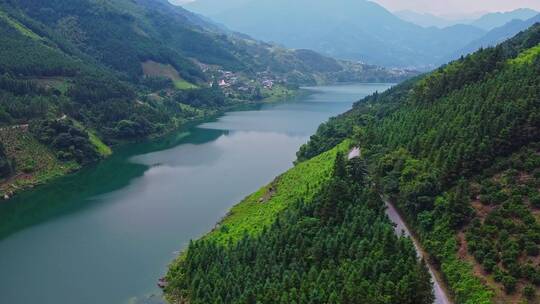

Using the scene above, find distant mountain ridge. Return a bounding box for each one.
[184,0,486,69]
[470,8,538,30]
[445,13,540,63]
[395,10,469,28]
[397,8,538,30]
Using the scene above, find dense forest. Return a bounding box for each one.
[295,24,540,302]
[165,153,435,304]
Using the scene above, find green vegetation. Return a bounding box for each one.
[204,141,350,245]
[141,61,198,90]
[173,79,198,90]
[0,127,79,196]
[0,10,41,41]
[294,24,540,303]
[165,152,434,304]
[30,119,101,165]
[510,43,540,65]
[466,144,540,298]
[0,141,11,178]
[87,130,112,157]
[0,14,81,77]
[260,84,296,102]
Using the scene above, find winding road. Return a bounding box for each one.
[384,199,452,304]
[348,147,452,304]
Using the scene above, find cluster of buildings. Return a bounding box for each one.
[212,69,280,93]
[195,61,284,98]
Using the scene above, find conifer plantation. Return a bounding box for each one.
[166,153,435,304]
[294,24,540,303]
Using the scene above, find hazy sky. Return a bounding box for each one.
[172,0,540,16]
[372,0,540,15]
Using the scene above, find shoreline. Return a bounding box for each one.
[162,141,351,303]
[0,86,312,202]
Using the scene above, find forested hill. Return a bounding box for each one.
[0,0,411,85]
[0,0,412,198]
[296,24,540,303]
[165,145,435,304]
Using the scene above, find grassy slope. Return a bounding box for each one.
[88,130,112,157]
[141,60,198,90]
[0,10,42,41]
[173,79,198,90]
[202,140,351,245]
[510,43,540,65]
[72,121,112,157]
[260,84,296,102]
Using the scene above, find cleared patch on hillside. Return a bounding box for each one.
[0,127,78,197]
[30,77,71,94]
[141,60,197,90]
[72,120,112,157]
[88,130,112,157]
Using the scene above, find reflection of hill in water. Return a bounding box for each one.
[0,127,227,240]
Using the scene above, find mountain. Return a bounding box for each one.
[0,0,412,196]
[395,10,461,28]
[171,0,249,16]
[445,14,540,63]
[296,24,540,303]
[394,9,537,32]
[470,8,538,30]
[183,0,487,69]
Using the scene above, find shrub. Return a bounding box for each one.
[502,275,517,294]
[530,194,540,208]
[524,284,536,299]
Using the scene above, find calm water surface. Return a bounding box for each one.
[0,84,391,304]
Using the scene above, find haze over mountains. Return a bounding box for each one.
[394,10,472,28]
[445,13,540,62]
[469,8,538,30]
[396,8,538,29]
[181,0,539,69]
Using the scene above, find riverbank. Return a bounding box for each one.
[164,141,352,302]
[0,86,308,201]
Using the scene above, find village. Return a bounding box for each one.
[197,62,291,100]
